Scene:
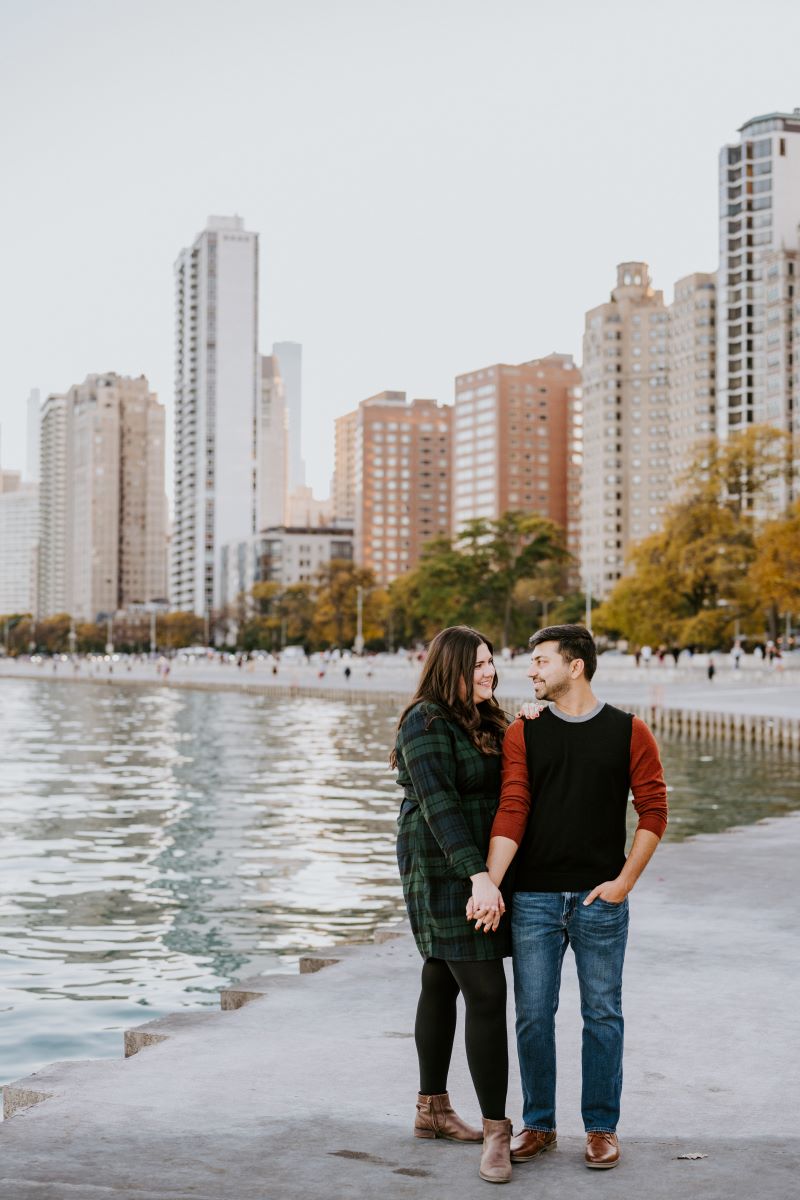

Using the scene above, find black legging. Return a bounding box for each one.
[415,956,508,1120]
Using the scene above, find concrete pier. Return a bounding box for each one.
[2,813,798,1199]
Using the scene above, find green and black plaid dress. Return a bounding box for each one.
[395,701,511,962]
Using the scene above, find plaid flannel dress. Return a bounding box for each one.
[395,701,511,961]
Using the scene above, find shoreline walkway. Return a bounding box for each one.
[2,813,797,1199]
[2,655,799,720]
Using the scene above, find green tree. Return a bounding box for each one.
[159,612,205,649]
[595,499,756,649]
[279,582,317,647]
[311,562,382,648]
[748,500,800,639]
[75,622,106,653]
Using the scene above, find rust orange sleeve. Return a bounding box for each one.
[491,719,532,845]
[630,716,669,838]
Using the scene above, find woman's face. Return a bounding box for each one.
[472,642,495,704]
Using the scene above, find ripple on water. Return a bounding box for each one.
[0,678,797,1084]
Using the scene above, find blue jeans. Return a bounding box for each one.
[511,891,629,1133]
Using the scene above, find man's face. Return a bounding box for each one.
[527,641,575,701]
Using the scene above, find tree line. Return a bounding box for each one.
[3,427,797,657]
[594,426,799,648]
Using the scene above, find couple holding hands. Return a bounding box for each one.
[393,624,668,1184]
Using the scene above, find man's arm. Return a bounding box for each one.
[584,717,668,906]
[583,828,659,905]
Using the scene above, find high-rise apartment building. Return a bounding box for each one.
[38,393,69,617]
[581,263,670,600]
[668,272,717,491]
[173,215,259,615]
[37,374,167,620]
[272,341,305,492]
[717,111,800,460]
[221,525,354,606]
[0,469,38,615]
[452,355,580,540]
[26,388,41,483]
[256,354,288,529]
[332,409,358,523]
[350,392,452,587]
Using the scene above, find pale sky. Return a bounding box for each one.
[2,0,799,498]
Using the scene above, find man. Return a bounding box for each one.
[478,625,668,1170]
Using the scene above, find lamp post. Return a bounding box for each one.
[354,586,364,655]
[105,614,114,655]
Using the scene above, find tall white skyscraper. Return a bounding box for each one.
[272,341,305,491]
[38,394,69,618]
[717,110,800,453]
[26,388,41,483]
[172,216,259,614]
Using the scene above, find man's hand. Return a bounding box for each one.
[583,879,629,906]
[467,872,505,931]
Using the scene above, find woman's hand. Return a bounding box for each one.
[517,702,545,720]
[466,872,505,932]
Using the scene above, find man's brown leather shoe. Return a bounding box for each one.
[584,1131,620,1169]
[413,1092,482,1141]
[510,1128,557,1162]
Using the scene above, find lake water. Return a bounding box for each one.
[1,678,798,1085]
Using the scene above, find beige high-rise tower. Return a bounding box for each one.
[256,355,288,529]
[37,374,167,620]
[668,272,717,492]
[332,410,359,523]
[581,263,670,600]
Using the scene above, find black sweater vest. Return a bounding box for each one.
[515,704,634,892]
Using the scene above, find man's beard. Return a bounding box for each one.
[535,676,570,702]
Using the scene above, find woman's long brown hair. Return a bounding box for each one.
[390,626,508,766]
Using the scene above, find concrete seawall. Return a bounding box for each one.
[1,813,798,1199]
[2,662,800,750]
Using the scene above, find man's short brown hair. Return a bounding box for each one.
[529,624,597,681]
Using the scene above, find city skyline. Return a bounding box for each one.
[3,0,800,498]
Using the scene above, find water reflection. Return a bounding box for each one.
[0,679,797,1083]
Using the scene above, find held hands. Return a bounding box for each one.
[466,872,505,933]
[583,878,630,906]
[517,703,545,720]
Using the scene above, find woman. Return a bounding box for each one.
[392,625,513,1184]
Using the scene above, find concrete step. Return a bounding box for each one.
[123,1010,222,1058]
[219,973,301,1010]
[3,1058,120,1120]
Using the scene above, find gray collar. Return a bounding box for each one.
[548,700,605,724]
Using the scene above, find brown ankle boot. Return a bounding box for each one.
[479,1117,512,1184]
[413,1092,482,1141]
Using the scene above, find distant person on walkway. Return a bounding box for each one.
[707,656,716,682]
[474,624,668,1173]
[392,625,514,1184]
